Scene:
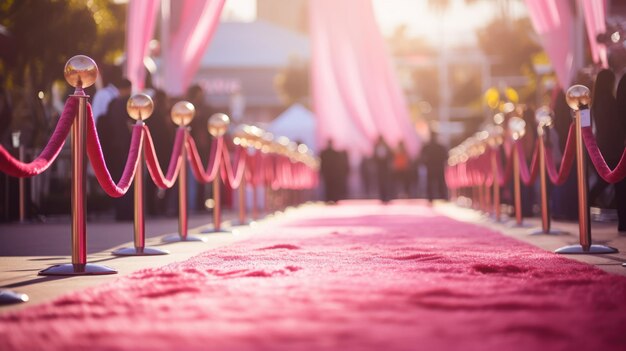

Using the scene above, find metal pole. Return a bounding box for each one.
[178,130,188,239]
[213,173,221,231]
[18,146,25,223]
[539,137,550,233]
[491,151,501,221]
[575,110,590,249]
[134,147,145,250]
[72,95,88,267]
[512,146,522,225]
[479,184,486,212]
[252,184,259,219]
[484,179,491,213]
[264,185,270,215]
[238,176,246,224]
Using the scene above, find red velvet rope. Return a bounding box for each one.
[494,146,514,187]
[244,151,256,185]
[515,140,539,186]
[0,97,78,178]
[264,154,276,188]
[186,136,222,183]
[86,106,143,198]
[582,127,626,183]
[544,123,576,186]
[144,126,184,189]
[221,145,246,189]
[249,151,265,187]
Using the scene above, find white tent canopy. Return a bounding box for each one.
[266,103,317,153]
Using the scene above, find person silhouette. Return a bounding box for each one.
[392,140,411,198]
[373,135,393,203]
[320,139,349,203]
[420,132,448,203]
[96,78,133,221]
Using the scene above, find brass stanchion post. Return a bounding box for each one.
[507,116,527,227]
[238,176,246,224]
[163,101,206,242]
[40,55,116,275]
[556,85,617,254]
[492,151,501,221]
[530,107,567,236]
[113,94,169,255]
[201,113,231,234]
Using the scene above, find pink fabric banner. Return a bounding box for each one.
[525,0,576,88]
[310,0,420,157]
[581,0,608,68]
[163,0,225,96]
[125,0,159,92]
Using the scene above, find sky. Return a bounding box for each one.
[221,0,528,46]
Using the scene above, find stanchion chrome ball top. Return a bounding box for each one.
[64,55,98,89]
[507,116,526,141]
[127,94,154,121]
[171,101,195,127]
[208,113,230,137]
[535,106,552,136]
[566,85,591,111]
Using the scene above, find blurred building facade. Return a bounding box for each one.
[193,20,309,124]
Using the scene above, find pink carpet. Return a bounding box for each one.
[1,201,626,351]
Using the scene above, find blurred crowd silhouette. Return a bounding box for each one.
[0,64,220,222]
[319,132,448,204]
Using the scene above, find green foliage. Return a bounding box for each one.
[476,17,542,76]
[274,58,309,107]
[0,0,125,91]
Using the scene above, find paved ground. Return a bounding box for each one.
[1,200,625,313]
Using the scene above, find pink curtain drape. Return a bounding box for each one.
[310,0,419,157]
[581,0,608,68]
[125,0,159,92]
[525,0,576,88]
[163,0,225,96]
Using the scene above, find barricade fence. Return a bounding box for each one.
[446,85,625,255]
[0,55,319,284]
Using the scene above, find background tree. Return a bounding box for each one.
[274,56,309,107]
[0,0,126,92]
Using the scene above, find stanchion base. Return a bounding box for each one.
[486,215,508,223]
[506,221,534,228]
[0,290,29,305]
[112,247,170,256]
[233,220,252,226]
[200,227,232,234]
[529,229,569,236]
[39,263,117,276]
[161,234,207,243]
[555,244,619,255]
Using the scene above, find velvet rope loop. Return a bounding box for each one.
[86,105,143,198]
[0,97,78,178]
[186,136,222,183]
[515,140,540,186]
[143,126,185,189]
[221,145,246,189]
[494,146,514,187]
[581,127,626,183]
[543,123,576,186]
[252,152,265,186]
